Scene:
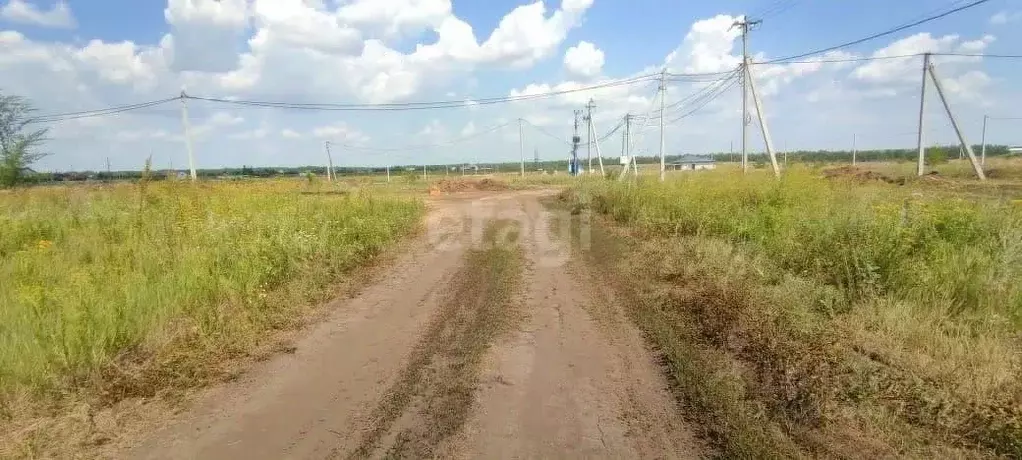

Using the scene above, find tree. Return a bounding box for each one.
[0,92,48,187]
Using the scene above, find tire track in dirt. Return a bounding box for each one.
[344,218,525,459]
[446,192,707,459]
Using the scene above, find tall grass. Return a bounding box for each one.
[579,166,1022,321]
[565,166,1022,457]
[0,179,422,409]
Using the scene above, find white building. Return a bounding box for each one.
[666,155,716,171]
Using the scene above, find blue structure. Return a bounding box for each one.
[568,133,582,176]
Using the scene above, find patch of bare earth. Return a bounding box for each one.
[445,193,706,459]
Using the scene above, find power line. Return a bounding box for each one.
[754,0,801,20]
[186,74,668,112]
[761,0,992,64]
[666,73,741,123]
[933,52,1022,59]
[522,119,574,146]
[757,53,921,65]
[28,97,181,124]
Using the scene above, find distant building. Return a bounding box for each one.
[666,155,716,171]
[1009,146,1022,154]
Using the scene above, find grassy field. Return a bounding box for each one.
[563,159,1022,457]
[0,177,422,450]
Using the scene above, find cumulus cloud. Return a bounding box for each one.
[312,122,370,144]
[564,41,604,79]
[0,0,75,29]
[163,0,250,72]
[989,11,1022,25]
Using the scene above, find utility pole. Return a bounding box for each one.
[916,53,930,177]
[179,90,197,181]
[591,116,606,176]
[733,16,760,174]
[324,141,335,182]
[518,118,525,177]
[571,110,582,176]
[106,157,111,179]
[585,99,596,174]
[620,114,632,181]
[927,57,985,180]
[981,115,988,166]
[730,140,734,163]
[852,133,857,165]
[534,147,540,170]
[659,70,667,182]
[746,62,780,177]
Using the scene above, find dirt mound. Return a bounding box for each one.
[822,166,905,185]
[429,178,510,194]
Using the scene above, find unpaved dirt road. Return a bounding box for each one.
[125,190,704,459]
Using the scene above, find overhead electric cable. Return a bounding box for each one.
[761,0,992,64]
[28,97,181,124]
[187,74,670,112]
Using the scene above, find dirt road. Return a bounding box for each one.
[125,190,704,459]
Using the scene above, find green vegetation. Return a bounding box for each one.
[563,163,1022,457]
[0,93,49,188]
[0,179,422,425]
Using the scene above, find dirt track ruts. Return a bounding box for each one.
[125,190,705,459]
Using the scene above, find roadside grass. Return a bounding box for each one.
[562,166,1022,458]
[0,178,423,454]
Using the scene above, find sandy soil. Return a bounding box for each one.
[123,190,705,459]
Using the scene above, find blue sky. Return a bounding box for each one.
[1,0,1020,172]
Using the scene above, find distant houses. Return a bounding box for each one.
[1009,146,1022,155]
[666,155,716,171]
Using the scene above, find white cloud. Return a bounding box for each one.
[852,33,993,101]
[193,111,245,137]
[460,121,476,137]
[0,0,75,29]
[665,14,742,74]
[312,122,369,143]
[417,118,445,139]
[989,11,1022,25]
[281,128,301,139]
[336,0,452,39]
[564,41,604,79]
[164,0,250,72]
